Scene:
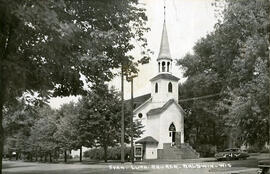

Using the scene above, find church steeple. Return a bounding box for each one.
[158,21,172,60]
[157,2,172,73]
[150,1,180,104]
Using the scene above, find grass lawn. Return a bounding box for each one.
[3,161,213,174]
[3,154,267,174]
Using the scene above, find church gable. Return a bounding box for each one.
[150,73,180,82]
[133,97,152,115]
[146,99,185,117]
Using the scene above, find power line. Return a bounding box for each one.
[179,93,222,102]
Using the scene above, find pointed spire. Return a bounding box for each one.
[158,1,172,61]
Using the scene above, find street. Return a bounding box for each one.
[3,154,268,174]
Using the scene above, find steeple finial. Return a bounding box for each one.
[164,0,166,22]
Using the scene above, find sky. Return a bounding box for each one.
[49,0,218,109]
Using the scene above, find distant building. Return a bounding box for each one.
[133,6,198,160]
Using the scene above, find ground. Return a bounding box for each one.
[2,153,269,174]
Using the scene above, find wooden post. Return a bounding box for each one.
[79,146,82,162]
[121,65,125,163]
[268,31,270,146]
[130,78,134,163]
[64,150,67,163]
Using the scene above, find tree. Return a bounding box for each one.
[0,0,149,172]
[177,0,269,151]
[78,84,143,162]
[3,100,38,160]
[54,102,82,162]
[29,105,58,162]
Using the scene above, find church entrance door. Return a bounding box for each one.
[169,123,176,145]
[172,132,176,143]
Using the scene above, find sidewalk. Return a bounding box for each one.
[209,167,258,174]
[133,157,216,164]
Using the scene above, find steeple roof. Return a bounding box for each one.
[157,21,172,61]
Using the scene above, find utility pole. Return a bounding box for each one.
[130,78,134,163]
[267,0,270,146]
[127,74,137,164]
[268,32,270,147]
[121,65,125,163]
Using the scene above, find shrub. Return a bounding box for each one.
[247,145,262,153]
[84,146,131,161]
[196,144,216,157]
[260,147,270,153]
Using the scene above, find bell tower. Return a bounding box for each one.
[150,2,179,105]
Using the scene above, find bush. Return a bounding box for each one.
[84,146,131,161]
[260,147,270,153]
[196,144,216,157]
[247,145,263,153]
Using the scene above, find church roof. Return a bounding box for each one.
[157,21,172,61]
[126,93,151,110]
[136,136,158,144]
[147,99,185,116]
[150,73,180,82]
[133,93,151,106]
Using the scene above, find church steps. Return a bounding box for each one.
[157,143,200,159]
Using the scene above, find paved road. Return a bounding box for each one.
[3,157,261,174]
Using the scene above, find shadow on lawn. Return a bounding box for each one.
[3,163,36,169]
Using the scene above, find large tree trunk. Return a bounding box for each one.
[0,98,4,174]
[79,146,82,162]
[104,145,108,163]
[0,12,12,174]
[0,57,5,174]
[15,152,18,160]
[64,150,67,163]
[30,153,33,162]
[44,153,47,162]
[35,151,38,161]
[49,153,52,163]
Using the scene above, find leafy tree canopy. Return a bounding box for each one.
[78,83,143,162]
[0,0,150,171]
[177,0,269,150]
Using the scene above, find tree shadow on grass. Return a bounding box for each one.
[3,163,36,169]
[3,168,151,174]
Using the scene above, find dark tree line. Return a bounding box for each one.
[178,0,269,154]
[4,84,143,163]
[0,0,150,173]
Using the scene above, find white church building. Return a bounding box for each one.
[133,7,199,160]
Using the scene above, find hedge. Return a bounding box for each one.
[84,147,131,160]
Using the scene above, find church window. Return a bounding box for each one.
[162,61,165,72]
[138,113,143,118]
[168,82,172,92]
[158,62,160,72]
[167,62,170,72]
[169,123,176,131]
[155,83,158,93]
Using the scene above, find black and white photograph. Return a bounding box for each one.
[0,0,269,174]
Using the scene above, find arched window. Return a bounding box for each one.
[169,123,176,131]
[162,61,165,72]
[167,62,170,72]
[158,62,160,72]
[155,83,158,93]
[168,82,172,92]
[169,123,176,143]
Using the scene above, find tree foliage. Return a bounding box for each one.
[178,0,269,151]
[0,0,149,171]
[54,102,81,153]
[78,84,143,162]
